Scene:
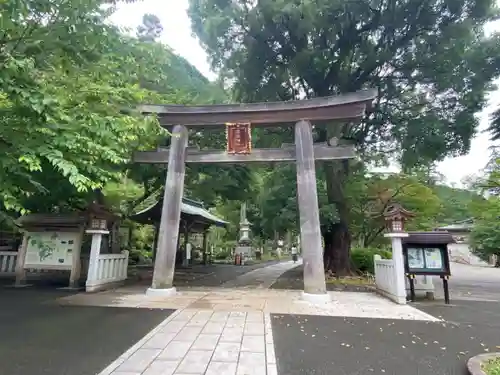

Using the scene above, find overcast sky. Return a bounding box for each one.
[110,0,500,187]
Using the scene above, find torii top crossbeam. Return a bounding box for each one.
[139,89,376,127]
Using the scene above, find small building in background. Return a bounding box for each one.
[434,219,488,266]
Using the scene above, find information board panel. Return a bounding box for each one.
[404,246,450,275]
[24,231,79,269]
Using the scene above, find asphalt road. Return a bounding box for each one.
[434,262,500,302]
[0,287,173,375]
[271,314,500,375]
[270,264,500,375]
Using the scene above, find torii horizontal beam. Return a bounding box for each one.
[133,144,355,164]
[139,89,376,127]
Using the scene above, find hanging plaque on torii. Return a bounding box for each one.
[226,122,251,154]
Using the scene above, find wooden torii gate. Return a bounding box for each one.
[134,89,376,301]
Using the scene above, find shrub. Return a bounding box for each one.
[214,248,232,260]
[128,248,152,265]
[351,247,392,274]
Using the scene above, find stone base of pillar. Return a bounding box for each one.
[58,286,83,291]
[6,283,32,289]
[146,287,177,297]
[301,292,331,304]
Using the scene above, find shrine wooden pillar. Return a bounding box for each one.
[182,223,190,266]
[295,120,328,301]
[202,229,209,264]
[147,124,188,296]
[152,223,159,262]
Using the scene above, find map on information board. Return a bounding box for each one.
[24,231,79,269]
[424,248,443,269]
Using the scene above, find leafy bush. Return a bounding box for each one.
[214,248,232,260]
[484,357,500,375]
[351,247,392,274]
[128,248,152,265]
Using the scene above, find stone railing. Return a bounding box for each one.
[86,251,129,292]
[0,251,18,275]
[374,255,406,304]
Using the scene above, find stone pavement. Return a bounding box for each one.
[78,260,437,375]
[221,260,302,288]
[59,288,436,320]
[92,291,436,375]
[100,310,276,375]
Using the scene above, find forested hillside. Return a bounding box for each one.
[1,0,498,271]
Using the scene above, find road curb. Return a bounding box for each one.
[467,352,500,375]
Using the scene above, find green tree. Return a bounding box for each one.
[470,198,500,266]
[347,172,442,248]
[0,0,166,215]
[0,0,247,221]
[188,0,500,274]
[137,14,164,42]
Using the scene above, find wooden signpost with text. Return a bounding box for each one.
[226,123,252,154]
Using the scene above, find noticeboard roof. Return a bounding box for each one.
[402,231,455,245]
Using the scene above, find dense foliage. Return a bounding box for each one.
[469,155,500,266]
[188,0,500,273]
[0,0,494,274]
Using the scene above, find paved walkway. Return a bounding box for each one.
[221,260,301,289]
[56,261,434,375]
[101,310,276,375]
[3,261,499,375]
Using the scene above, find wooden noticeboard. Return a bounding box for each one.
[404,246,450,275]
[402,232,454,304]
[24,231,79,270]
[226,123,251,154]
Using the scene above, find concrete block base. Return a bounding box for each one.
[301,291,331,304]
[146,287,177,297]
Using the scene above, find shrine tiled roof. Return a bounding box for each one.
[131,197,227,227]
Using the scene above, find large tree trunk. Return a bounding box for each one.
[322,222,351,275]
[322,158,352,275]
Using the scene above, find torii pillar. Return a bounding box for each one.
[295,120,328,301]
[147,124,188,296]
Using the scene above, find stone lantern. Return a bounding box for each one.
[380,203,415,305]
[383,203,415,233]
[85,205,111,292]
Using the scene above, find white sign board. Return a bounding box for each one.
[24,231,79,269]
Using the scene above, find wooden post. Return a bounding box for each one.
[295,120,328,301]
[148,124,188,295]
[183,224,189,266]
[152,223,159,262]
[68,226,84,289]
[14,232,29,287]
[203,230,208,264]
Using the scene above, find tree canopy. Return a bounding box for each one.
[188,0,500,273]
[0,0,493,274]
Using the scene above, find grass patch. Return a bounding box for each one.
[483,357,500,375]
[325,275,375,286]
